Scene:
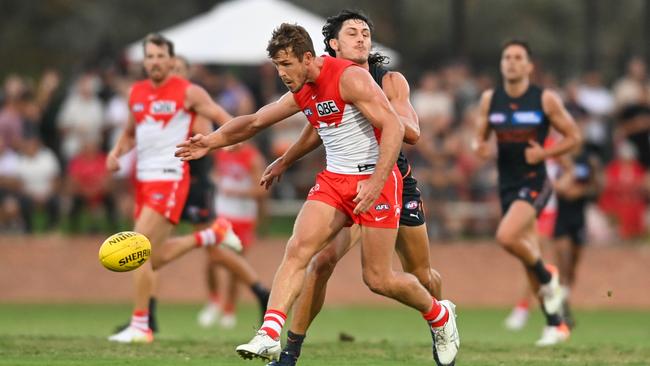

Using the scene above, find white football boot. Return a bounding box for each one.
[219,313,237,329]
[504,306,529,331]
[539,265,563,315]
[197,302,222,328]
[535,323,570,346]
[236,330,281,361]
[212,218,242,252]
[108,325,153,343]
[431,300,460,366]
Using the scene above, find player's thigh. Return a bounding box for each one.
[359,226,399,277]
[395,224,431,273]
[285,200,348,265]
[496,200,536,243]
[135,205,174,258]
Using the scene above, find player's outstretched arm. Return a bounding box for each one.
[175,92,300,161]
[260,124,321,190]
[340,66,404,214]
[383,71,420,144]
[472,90,494,160]
[541,90,582,158]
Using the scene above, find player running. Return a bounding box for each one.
[259,10,447,366]
[175,23,459,365]
[473,39,581,346]
[106,34,241,343]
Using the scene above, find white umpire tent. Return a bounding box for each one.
[125,0,398,65]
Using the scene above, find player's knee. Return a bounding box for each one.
[495,227,518,250]
[411,267,432,289]
[309,249,338,278]
[362,269,390,295]
[284,236,316,269]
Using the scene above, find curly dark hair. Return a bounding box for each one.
[267,23,316,61]
[322,9,389,66]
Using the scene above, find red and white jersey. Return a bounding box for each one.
[294,56,379,175]
[214,144,261,221]
[129,76,194,182]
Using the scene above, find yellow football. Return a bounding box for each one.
[98,231,151,272]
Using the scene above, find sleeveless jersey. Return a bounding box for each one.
[214,144,260,221]
[488,85,550,190]
[369,63,416,192]
[129,76,194,182]
[294,56,379,175]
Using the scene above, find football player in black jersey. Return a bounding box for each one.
[261,10,458,366]
[473,40,581,346]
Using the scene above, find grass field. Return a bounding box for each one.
[0,303,648,365]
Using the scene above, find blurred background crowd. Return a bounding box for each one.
[1,0,650,244]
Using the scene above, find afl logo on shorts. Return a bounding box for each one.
[405,200,418,210]
[375,203,390,211]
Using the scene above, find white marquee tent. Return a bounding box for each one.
[126,0,398,65]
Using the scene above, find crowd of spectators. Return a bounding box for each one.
[1,56,649,243]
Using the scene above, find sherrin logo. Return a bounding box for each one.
[119,249,151,266]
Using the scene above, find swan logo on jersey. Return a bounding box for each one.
[316,100,340,117]
[150,100,176,115]
[512,111,542,124]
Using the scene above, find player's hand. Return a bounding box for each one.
[106,152,120,172]
[175,134,211,161]
[353,177,383,215]
[525,139,546,164]
[260,157,286,190]
[472,139,491,160]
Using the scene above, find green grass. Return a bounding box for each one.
[0,304,648,365]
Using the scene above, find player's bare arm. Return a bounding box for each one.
[525,90,582,164]
[175,92,300,161]
[382,71,420,144]
[185,84,233,126]
[260,124,321,190]
[107,111,136,172]
[472,89,494,160]
[339,66,404,214]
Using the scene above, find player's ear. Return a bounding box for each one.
[328,38,339,53]
[302,51,314,64]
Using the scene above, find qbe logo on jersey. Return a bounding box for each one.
[316,100,340,117]
[150,100,177,115]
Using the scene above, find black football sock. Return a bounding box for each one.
[285,330,306,356]
[541,304,562,326]
[148,297,159,333]
[529,259,552,285]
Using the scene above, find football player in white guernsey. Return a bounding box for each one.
[176,24,458,365]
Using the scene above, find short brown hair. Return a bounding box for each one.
[142,33,175,57]
[266,23,315,61]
